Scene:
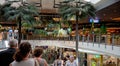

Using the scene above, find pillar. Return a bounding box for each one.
[100,55,103,66]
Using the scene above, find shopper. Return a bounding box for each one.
[53,55,64,66]
[65,55,77,66]
[33,47,48,66]
[8,28,13,40]
[10,42,39,66]
[83,58,87,66]
[0,39,18,66]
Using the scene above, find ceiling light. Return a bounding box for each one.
[84,0,101,4]
[84,0,91,2]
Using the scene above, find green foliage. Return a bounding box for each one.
[47,21,55,28]
[0,2,13,21]
[3,3,39,24]
[52,30,59,36]
[59,1,96,20]
[100,24,107,34]
[22,22,32,29]
[34,29,47,36]
[47,20,60,30]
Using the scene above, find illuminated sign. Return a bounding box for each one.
[89,18,99,23]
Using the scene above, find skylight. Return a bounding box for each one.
[84,0,101,4]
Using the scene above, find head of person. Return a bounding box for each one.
[69,55,74,62]
[66,55,70,60]
[56,55,61,59]
[13,42,31,62]
[33,47,43,58]
[8,39,18,48]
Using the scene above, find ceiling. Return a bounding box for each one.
[96,1,120,22]
[74,0,120,24]
[0,0,120,27]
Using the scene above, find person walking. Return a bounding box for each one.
[65,55,77,66]
[53,55,64,66]
[33,47,48,66]
[10,42,39,66]
[0,39,18,66]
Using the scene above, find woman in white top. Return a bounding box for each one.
[65,55,77,66]
[10,42,39,66]
[53,55,64,66]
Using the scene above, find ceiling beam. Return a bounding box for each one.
[96,0,120,11]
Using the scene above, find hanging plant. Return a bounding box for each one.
[100,24,107,34]
[52,30,59,37]
[34,29,47,37]
[67,27,72,35]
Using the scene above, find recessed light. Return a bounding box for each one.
[84,0,91,2]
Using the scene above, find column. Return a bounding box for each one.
[100,55,103,66]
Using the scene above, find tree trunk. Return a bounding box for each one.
[76,3,79,66]
[18,16,22,44]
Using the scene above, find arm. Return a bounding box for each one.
[44,59,48,66]
[53,60,58,66]
[61,60,64,66]
[65,61,68,66]
[9,64,12,66]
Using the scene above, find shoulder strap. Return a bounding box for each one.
[34,59,39,66]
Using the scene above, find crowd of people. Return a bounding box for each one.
[0,39,78,66]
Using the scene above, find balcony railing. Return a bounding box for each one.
[1,33,120,47]
[20,34,120,46]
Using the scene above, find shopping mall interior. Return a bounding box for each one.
[0,0,120,66]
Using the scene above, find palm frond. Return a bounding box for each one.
[61,0,74,3]
[59,1,96,21]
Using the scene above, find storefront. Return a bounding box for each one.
[87,54,118,66]
[87,54,102,66]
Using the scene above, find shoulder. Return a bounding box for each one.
[28,58,35,62]
[0,49,8,55]
[54,60,58,63]
[66,60,70,63]
[40,58,46,62]
[11,61,18,66]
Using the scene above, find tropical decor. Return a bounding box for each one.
[0,2,12,21]
[1,2,39,44]
[59,0,96,65]
[59,0,96,20]
[34,29,47,36]
[57,28,68,37]
[100,24,107,34]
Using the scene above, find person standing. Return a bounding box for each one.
[65,55,77,66]
[33,47,48,66]
[14,29,18,39]
[8,28,13,40]
[53,55,64,66]
[83,58,87,66]
[10,42,39,66]
[0,39,18,66]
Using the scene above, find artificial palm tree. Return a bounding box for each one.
[3,2,39,44]
[0,2,12,21]
[59,0,96,65]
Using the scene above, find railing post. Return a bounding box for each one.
[105,35,107,48]
[92,32,94,46]
[112,34,115,50]
[87,34,89,46]
[99,33,101,47]
[82,35,84,45]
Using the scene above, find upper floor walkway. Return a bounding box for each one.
[0,39,120,58]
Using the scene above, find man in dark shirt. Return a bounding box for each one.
[0,39,18,66]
